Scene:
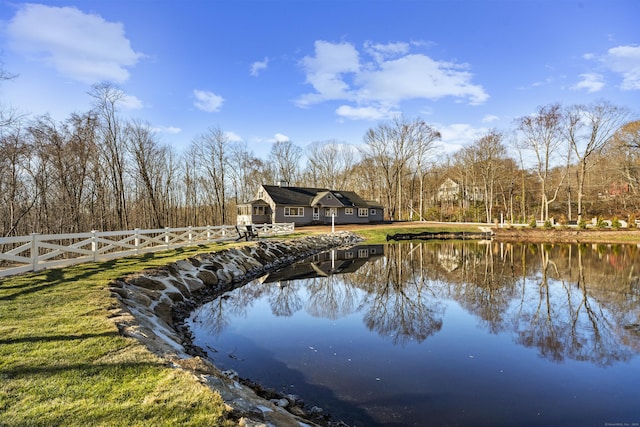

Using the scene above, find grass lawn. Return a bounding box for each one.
[0,244,237,427]
[0,222,483,426]
[345,222,485,243]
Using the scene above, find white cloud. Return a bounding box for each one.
[604,45,640,90]
[153,126,182,135]
[482,114,499,123]
[6,4,142,84]
[296,40,488,118]
[364,41,410,63]
[119,94,144,109]
[273,133,290,142]
[225,131,243,142]
[193,90,224,112]
[571,73,605,93]
[358,54,488,105]
[336,105,398,121]
[297,40,360,107]
[250,57,269,76]
[435,123,488,153]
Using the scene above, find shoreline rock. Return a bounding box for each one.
[109,232,363,427]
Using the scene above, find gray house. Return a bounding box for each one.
[237,183,384,226]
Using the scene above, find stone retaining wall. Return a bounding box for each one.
[109,232,362,427]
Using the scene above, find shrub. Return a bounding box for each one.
[629,214,637,229]
[612,217,622,229]
[557,214,568,228]
[578,219,587,229]
[596,218,608,229]
[543,219,553,229]
[529,217,537,228]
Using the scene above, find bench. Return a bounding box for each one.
[235,225,258,241]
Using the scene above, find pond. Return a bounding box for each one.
[186,241,640,426]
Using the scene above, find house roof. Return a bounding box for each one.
[261,185,377,208]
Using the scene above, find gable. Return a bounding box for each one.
[311,191,344,207]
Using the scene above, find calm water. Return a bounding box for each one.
[187,242,640,426]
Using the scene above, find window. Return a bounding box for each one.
[344,251,354,259]
[325,208,337,217]
[253,206,266,215]
[370,209,376,216]
[358,208,369,217]
[358,249,369,258]
[284,207,304,217]
[345,208,353,215]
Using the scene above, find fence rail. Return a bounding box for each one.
[0,223,295,278]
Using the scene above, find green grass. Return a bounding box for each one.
[0,243,236,427]
[352,223,485,243]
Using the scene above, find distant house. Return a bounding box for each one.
[437,177,484,202]
[237,183,384,226]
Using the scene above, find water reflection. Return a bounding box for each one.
[193,241,640,367]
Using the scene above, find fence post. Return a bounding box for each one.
[134,228,140,254]
[31,233,40,272]
[188,226,193,243]
[165,227,170,248]
[91,230,98,262]
[206,225,211,242]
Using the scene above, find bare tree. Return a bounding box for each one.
[191,126,231,224]
[411,124,440,220]
[516,104,569,222]
[305,140,355,189]
[613,120,640,149]
[564,101,630,223]
[363,115,439,221]
[0,122,36,236]
[466,130,507,223]
[181,144,202,226]
[269,140,302,185]
[228,141,264,204]
[125,120,169,228]
[90,82,129,230]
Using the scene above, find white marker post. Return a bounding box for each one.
[331,211,335,233]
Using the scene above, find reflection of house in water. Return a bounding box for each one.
[259,244,384,284]
[437,245,462,272]
[436,241,489,272]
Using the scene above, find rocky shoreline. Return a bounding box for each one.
[109,232,363,427]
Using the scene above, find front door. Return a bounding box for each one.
[313,207,319,221]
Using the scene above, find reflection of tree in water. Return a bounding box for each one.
[267,282,304,317]
[192,241,640,366]
[306,275,359,320]
[353,244,445,345]
[503,243,638,366]
[191,297,232,337]
[357,241,640,366]
[512,244,572,362]
[448,242,518,334]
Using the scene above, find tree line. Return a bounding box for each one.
[1,79,638,237]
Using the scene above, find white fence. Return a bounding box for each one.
[0,223,295,278]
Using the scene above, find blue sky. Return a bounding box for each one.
[0,0,638,159]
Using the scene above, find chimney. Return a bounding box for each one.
[277,180,289,187]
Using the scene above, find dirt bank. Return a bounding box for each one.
[299,222,640,245]
[492,227,640,244]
